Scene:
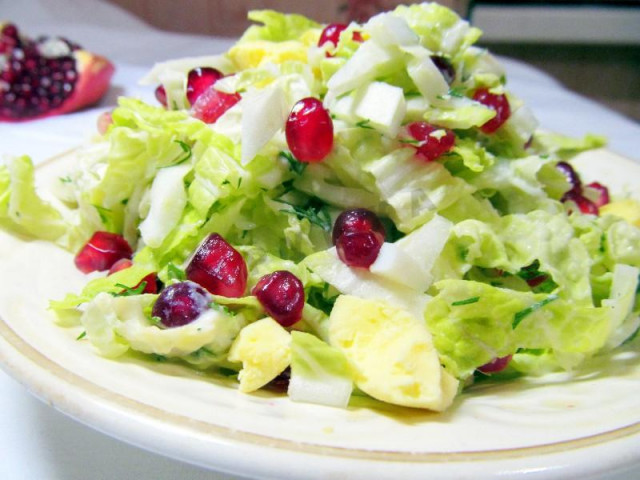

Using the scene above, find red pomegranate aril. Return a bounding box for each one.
[252,271,305,327]
[336,231,384,269]
[318,23,363,55]
[266,367,291,392]
[186,67,224,105]
[154,85,167,106]
[74,231,133,274]
[352,31,364,43]
[477,355,512,374]
[526,274,548,289]
[430,55,455,85]
[406,121,455,162]
[107,258,158,294]
[584,181,610,208]
[96,110,112,134]
[555,161,582,193]
[285,97,334,162]
[108,257,133,274]
[186,233,248,297]
[332,208,386,245]
[318,23,348,48]
[473,88,511,134]
[152,281,211,328]
[562,190,599,215]
[191,87,240,124]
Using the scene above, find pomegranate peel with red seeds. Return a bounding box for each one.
[0,22,114,122]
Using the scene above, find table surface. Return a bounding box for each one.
[1,1,639,479]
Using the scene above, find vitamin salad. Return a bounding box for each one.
[1,3,639,412]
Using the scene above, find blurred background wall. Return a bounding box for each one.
[105,0,640,121]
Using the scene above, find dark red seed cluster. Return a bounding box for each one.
[406,121,456,162]
[333,208,386,269]
[0,24,79,120]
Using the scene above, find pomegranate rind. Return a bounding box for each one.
[0,47,115,122]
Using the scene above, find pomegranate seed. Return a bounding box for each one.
[186,67,223,105]
[285,97,334,162]
[74,231,133,274]
[332,208,386,246]
[96,110,112,134]
[318,23,364,57]
[108,258,158,294]
[318,24,363,56]
[336,231,383,269]
[152,281,211,328]
[526,274,548,288]
[473,88,511,134]
[406,121,455,162]
[333,208,385,269]
[318,23,347,48]
[154,85,167,106]
[186,233,248,297]
[562,190,599,215]
[477,355,512,374]
[252,271,305,327]
[555,161,582,193]
[191,87,240,124]
[266,367,291,392]
[108,257,133,274]
[584,182,610,208]
[352,31,364,43]
[430,55,455,85]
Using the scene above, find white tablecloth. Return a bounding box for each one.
[1,1,638,479]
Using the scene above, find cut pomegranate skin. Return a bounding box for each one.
[285,97,334,162]
[0,23,114,122]
[108,258,158,294]
[74,231,133,274]
[473,88,511,134]
[186,233,248,298]
[252,271,305,327]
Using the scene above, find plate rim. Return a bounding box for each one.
[1,148,640,479]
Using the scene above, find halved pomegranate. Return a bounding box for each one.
[0,23,114,122]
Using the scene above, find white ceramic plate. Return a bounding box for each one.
[0,149,639,480]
